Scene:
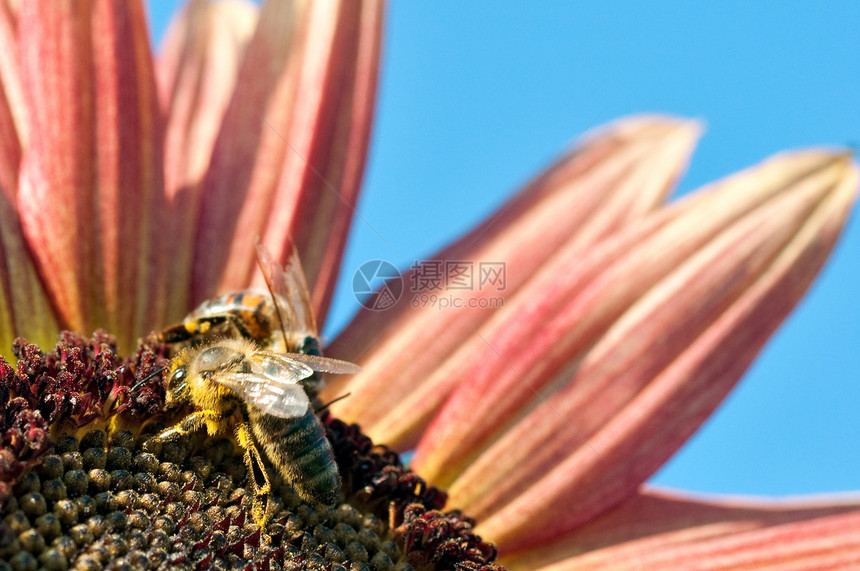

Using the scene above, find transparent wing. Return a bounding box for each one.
[255,239,316,335]
[217,372,310,418]
[214,352,315,418]
[249,350,317,382]
[284,353,363,375]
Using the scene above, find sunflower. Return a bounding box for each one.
[0,2,857,570]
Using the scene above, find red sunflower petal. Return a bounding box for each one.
[0,0,24,194]
[325,116,701,447]
[190,0,383,325]
[0,0,57,355]
[451,152,857,552]
[413,151,855,486]
[503,488,860,570]
[157,0,258,321]
[17,0,167,350]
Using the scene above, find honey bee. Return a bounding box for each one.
[160,290,304,352]
[155,242,360,527]
[157,337,360,525]
[160,244,318,355]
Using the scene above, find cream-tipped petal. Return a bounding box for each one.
[17,0,167,351]
[157,0,258,321]
[325,116,701,443]
[502,488,860,570]
[190,0,383,324]
[458,153,857,553]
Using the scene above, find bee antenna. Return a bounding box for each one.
[315,392,351,413]
[130,366,167,392]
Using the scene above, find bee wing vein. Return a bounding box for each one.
[285,353,363,375]
[216,370,310,418]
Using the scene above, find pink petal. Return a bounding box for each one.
[0,0,24,195]
[413,151,852,486]
[457,152,857,553]
[190,0,383,324]
[18,1,101,334]
[325,116,701,447]
[17,0,167,350]
[541,512,860,570]
[502,488,860,570]
[280,0,383,324]
[157,0,258,321]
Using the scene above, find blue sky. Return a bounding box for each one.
[147,2,860,498]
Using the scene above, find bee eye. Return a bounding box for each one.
[168,367,187,389]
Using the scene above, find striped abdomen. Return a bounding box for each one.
[188,291,276,341]
[247,407,342,506]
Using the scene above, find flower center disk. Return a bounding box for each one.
[0,332,503,570]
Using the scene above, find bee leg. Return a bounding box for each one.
[153,409,227,445]
[153,410,208,441]
[236,422,272,529]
